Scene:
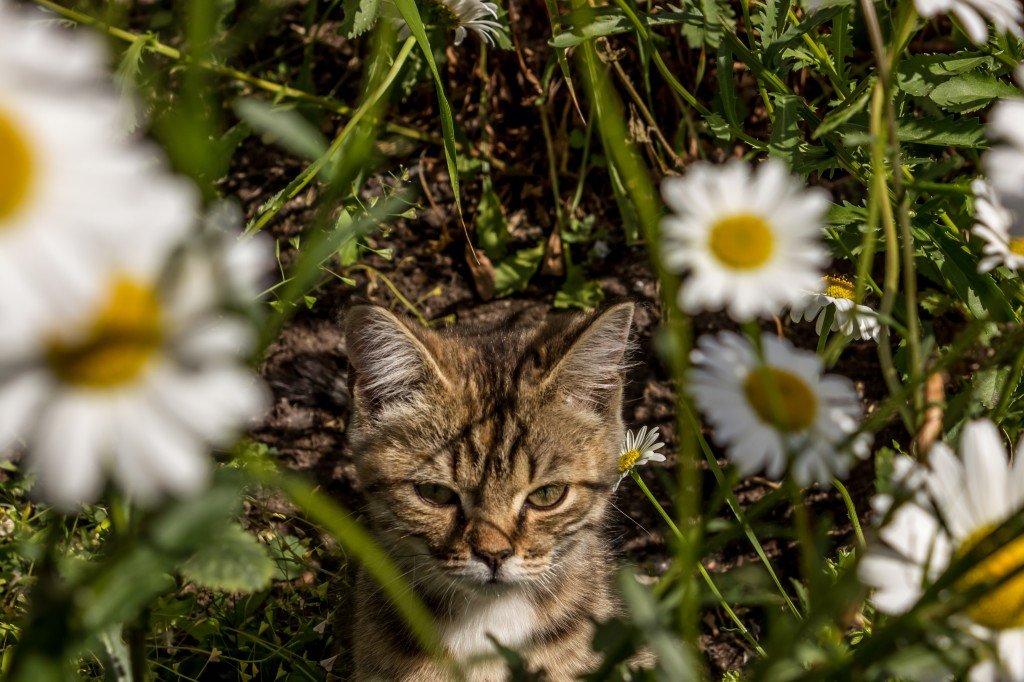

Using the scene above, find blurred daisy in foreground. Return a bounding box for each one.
[0,207,270,510]
[386,0,504,45]
[688,332,869,484]
[972,179,1024,273]
[789,274,881,342]
[984,75,1024,230]
[614,426,666,491]
[660,159,830,322]
[913,0,1023,45]
[860,420,1024,681]
[0,1,189,320]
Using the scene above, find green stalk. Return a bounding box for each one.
[631,471,767,657]
[832,478,866,550]
[244,465,446,665]
[992,341,1024,423]
[682,405,803,619]
[29,0,441,147]
[246,36,417,236]
[785,479,819,606]
[609,0,767,150]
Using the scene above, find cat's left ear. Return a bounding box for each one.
[545,302,634,414]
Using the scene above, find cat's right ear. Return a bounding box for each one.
[344,306,448,415]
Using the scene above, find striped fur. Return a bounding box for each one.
[344,303,635,681]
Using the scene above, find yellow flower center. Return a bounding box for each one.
[46,277,164,388]
[1010,238,1024,257]
[743,367,817,432]
[708,213,775,270]
[955,524,1024,630]
[618,449,642,473]
[0,106,35,225]
[823,274,856,301]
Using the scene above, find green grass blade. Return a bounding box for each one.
[393,0,463,218]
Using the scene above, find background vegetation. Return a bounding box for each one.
[3,0,1024,679]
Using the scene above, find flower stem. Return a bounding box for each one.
[631,470,767,657]
[681,405,803,619]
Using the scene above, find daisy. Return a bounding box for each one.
[984,75,1024,230]
[972,179,1024,273]
[0,204,270,510]
[613,426,666,491]
[660,159,830,322]
[860,419,1024,680]
[789,274,881,342]
[688,332,869,485]
[386,0,504,46]
[913,0,1023,46]
[0,0,194,324]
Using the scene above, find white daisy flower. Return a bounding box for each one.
[860,420,1024,681]
[972,179,1024,273]
[789,274,881,342]
[613,426,666,491]
[984,84,1024,231]
[660,159,830,322]
[0,1,196,325]
[386,0,504,45]
[913,0,1023,45]
[0,206,270,510]
[688,332,869,485]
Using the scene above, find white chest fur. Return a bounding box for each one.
[441,590,538,661]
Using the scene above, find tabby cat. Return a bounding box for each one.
[344,302,639,681]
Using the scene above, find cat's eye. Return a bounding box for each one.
[527,484,568,509]
[415,482,459,506]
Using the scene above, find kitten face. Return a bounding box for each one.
[344,304,633,597]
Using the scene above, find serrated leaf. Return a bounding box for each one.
[897,117,987,148]
[913,219,1015,322]
[897,52,997,98]
[181,523,275,593]
[768,93,802,164]
[927,72,1019,113]
[813,76,873,138]
[340,0,381,38]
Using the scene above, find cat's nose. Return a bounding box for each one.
[471,545,513,573]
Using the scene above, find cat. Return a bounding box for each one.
[343,302,638,681]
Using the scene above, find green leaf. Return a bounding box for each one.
[897,52,998,98]
[768,93,802,164]
[927,72,1019,113]
[181,523,275,593]
[234,98,328,161]
[475,176,509,260]
[554,264,605,310]
[340,0,381,38]
[759,0,792,49]
[494,242,545,295]
[813,76,873,139]
[393,0,463,217]
[716,40,740,129]
[913,219,1015,322]
[897,117,987,148]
